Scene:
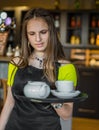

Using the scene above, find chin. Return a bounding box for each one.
[36,47,46,52]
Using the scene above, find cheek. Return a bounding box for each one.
[44,33,49,42]
[28,36,34,43]
[29,42,35,49]
[28,37,35,47]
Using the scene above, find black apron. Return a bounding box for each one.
[5,64,61,130]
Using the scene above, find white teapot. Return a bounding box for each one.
[23,81,50,99]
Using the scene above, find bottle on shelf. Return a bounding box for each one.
[76,16,81,27]
[90,32,95,45]
[6,44,13,57]
[54,15,60,34]
[91,16,96,28]
[97,18,99,27]
[70,34,80,45]
[70,17,76,28]
[14,46,21,56]
[75,36,80,44]
[70,35,76,45]
[96,34,99,46]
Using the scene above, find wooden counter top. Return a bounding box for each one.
[0,56,12,62]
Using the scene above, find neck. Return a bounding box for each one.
[30,53,45,68]
[33,51,45,59]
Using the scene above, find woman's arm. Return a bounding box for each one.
[0,87,15,130]
[0,57,22,130]
[52,63,78,120]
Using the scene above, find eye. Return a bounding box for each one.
[29,32,35,35]
[27,32,35,35]
[40,30,48,34]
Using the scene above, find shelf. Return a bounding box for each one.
[67,27,81,30]
[70,49,99,67]
[62,43,99,49]
[0,56,12,62]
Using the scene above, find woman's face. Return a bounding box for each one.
[27,17,49,53]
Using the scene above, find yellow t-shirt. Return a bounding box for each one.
[7,63,77,87]
[58,64,77,87]
[7,63,18,86]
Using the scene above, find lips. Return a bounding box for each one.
[35,43,43,48]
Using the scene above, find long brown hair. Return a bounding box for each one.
[21,8,66,83]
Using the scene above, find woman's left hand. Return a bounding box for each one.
[51,102,73,120]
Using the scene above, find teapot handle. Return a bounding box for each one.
[39,84,50,98]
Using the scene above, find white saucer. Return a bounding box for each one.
[51,90,81,99]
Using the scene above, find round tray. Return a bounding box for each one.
[14,92,88,103]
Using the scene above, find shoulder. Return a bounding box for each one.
[57,60,77,72]
[58,59,71,67]
[58,59,70,64]
[7,56,26,87]
[57,60,77,87]
[10,56,26,68]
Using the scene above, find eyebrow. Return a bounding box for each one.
[27,29,49,33]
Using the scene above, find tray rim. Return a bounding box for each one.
[14,92,88,103]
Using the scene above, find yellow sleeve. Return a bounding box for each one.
[58,64,77,87]
[7,63,18,87]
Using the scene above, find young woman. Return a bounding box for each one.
[0,8,77,130]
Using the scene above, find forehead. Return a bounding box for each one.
[27,17,48,31]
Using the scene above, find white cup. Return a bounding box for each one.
[55,80,74,93]
[23,81,50,99]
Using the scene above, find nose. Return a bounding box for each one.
[35,33,41,42]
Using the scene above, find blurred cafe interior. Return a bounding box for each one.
[0,0,99,130]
